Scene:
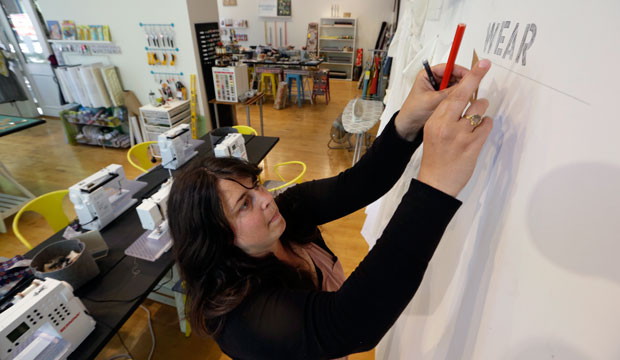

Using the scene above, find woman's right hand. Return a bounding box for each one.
[417,59,493,197]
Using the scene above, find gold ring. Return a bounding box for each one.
[465,114,483,128]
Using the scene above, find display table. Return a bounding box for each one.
[209,91,265,135]
[341,98,384,165]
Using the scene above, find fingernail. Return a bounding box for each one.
[478,59,491,69]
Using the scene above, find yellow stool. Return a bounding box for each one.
[259,73,278,97]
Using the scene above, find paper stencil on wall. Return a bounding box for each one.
[364,0,620,359]
[259,0,277,17]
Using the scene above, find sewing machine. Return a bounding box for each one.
[69,164,147,231]
[0,278,95,360]
[125,179,173,261]
[214,133,248,161]
[158,124,204,170]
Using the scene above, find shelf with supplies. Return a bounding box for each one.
[318,18,357,80]
[139,100,191,155]
[60,105,131,149]
[48,39,112,44]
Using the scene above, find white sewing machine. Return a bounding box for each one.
[125,179,173,261]
[214,133,248,161]
[69,164,147,231]
[0,278,95,360]
[158,124,204,170]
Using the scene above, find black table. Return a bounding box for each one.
[24,133,279,360]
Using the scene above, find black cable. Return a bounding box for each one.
[150,269,174,293]
[82,293,143,304]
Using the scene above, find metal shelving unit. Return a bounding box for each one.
[318,18,357,80]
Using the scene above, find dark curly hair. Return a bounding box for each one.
[168,156,314,336]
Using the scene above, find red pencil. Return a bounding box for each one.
[439,23,466,90]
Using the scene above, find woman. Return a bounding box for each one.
[168,60,493,359]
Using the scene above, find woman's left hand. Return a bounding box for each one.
[395,63,470,141]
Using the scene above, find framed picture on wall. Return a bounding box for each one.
[277,0,291,16]
[223,0,237,6]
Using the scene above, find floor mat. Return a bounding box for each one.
[0,116,45,137]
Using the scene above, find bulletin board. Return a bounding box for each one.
[362,0,620,358]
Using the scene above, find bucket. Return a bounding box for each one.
[30,239,100,290]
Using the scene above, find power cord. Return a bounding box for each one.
[105,332,134,360]
[140,305,156,360]
[103,306,155,360]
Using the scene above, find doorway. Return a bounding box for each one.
[0,0,65,117]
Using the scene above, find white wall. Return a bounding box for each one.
[369,0,620,359]
[216,0,395,55]
[37,0,219,132]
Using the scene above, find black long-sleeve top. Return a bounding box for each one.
[216,112,462,359]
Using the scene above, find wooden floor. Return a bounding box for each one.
[0,80,378,360]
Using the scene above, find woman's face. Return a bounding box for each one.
[218,176,286,256]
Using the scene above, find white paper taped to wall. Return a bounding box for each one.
[366,0,620,359]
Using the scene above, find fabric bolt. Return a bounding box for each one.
[361,0,431,248]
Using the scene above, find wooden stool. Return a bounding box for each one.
[312,70,330,104]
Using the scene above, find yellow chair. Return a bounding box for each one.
[12,190,70,250]
[127,141,159,173]
[267,161,307,193]
[233,125,258,136]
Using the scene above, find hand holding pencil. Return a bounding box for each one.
[395,23,470,141]
[394,62,469,141]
